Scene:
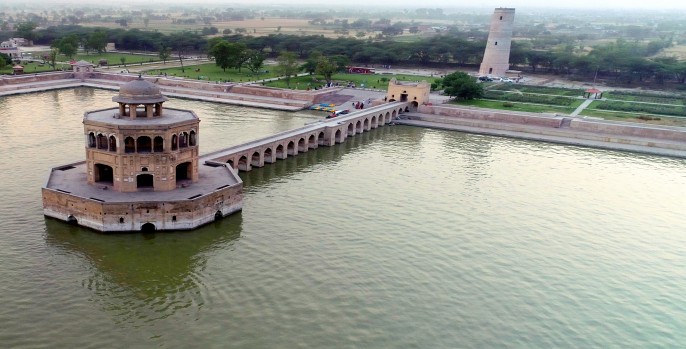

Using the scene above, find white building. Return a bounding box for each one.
[0,40,22,59]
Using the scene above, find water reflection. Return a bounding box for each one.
[43,213,243,323]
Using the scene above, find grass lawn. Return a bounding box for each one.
[156,63,280,82]
[488,84,584,96]
[263,72,438,89]
[451,99,577,114]
[603,91,686,105]
[579,108,686,126]
[0,61,71,74]
[74,52,161,65]
[24,51,164,66]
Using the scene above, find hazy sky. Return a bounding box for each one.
[5,0,686,10]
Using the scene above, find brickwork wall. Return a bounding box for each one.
[42,185,242,232]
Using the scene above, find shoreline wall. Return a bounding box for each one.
[413,104,686,155]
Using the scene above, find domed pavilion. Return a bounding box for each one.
[42,77,243,232]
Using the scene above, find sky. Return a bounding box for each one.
[4,0,686,10]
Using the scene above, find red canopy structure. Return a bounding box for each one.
[584,88,603,99]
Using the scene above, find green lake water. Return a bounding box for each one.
[1,88,685,348]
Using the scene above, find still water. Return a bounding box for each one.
[1,88,685,348]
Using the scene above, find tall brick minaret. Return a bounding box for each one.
[479,8,516,77]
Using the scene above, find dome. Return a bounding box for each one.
[112,77,169,104]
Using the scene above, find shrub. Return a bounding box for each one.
[503,102,514,108]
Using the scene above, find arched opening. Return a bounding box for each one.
[388,99,396,102]
[371,116,377,128]
[67,215,78,225]
[298,138,307,152]
[96,133,108,150]
[137,136,152,153]
[226,159,235,169]
[363,118,369,130]
[94,163,113,185]
[137,174,154,189]
[264,148,274,163]
[171,134,178,151]
[176,162,191,183]
[287,141,296,155]
[251,151,261,167]
[153,136,164,152]
[124,137,135,153]
[356,120,363,133]
[335,129,343,143]
[179,132,188,148]
[214,211,223,221]
[276,144,285,158]
[238,155,249,171]
[317,131,326,145]
[109,135,117,152]
[400,93,408,102]
[411,101,419,110]
[308,134,316,148]
[347,123,354,137]
[141,222,156,232]
[189,130,197,146]
[87,132,96,148]
[391,110,397,119]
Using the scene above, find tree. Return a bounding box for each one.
[47,49,58,71]
[275,51,299,88]
[301,51,322,75]
[441,71,483,101]
[209,40,247,72]
[0,53,9,71]
[52,35,79,59]
[120,56,126,67]
[245,50,265,75]
[315,56,337,83]
[15,22,38,44]
[86,31,107,54]
[158,46,171,64]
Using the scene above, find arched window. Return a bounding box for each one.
[124,137,135,153]
[88,132,96,148]
[137,136,152,153]
[109,135,117,152]
[189,130,197,146]
[179,132,188,148]
[171,134,178,151]
[153,136,164,152]
[97,133,108,149]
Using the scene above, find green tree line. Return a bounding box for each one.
[10,22,686,86]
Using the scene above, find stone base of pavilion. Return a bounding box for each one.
[42,161,243,232]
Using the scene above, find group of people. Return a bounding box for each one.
[353,98,372,109]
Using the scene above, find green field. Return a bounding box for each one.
[452,99,577,114]
[488,84,584,96]
[263,72,438,89]
[0,61,71,74]
[155,63,279,82]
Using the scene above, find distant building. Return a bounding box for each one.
[9,38,30,46]
[347,66,375,74]
[479,8,516,77]
[0,40,22,59]
[106,43,116,51]
[386,78,430,109]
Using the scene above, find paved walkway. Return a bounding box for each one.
[570,98,595,117]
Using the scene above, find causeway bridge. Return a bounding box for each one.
[203,102,410,171]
